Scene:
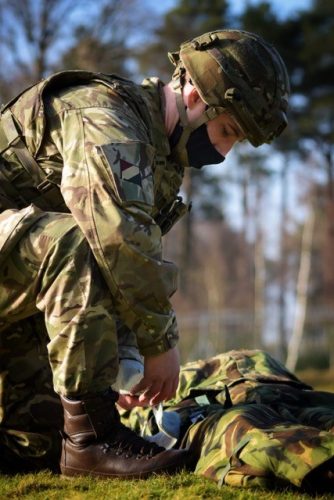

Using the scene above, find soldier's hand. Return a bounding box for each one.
[129,346,180,406]
[117,393,147,410]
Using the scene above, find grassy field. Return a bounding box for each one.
[1,470,333,500]
[2,370,333,500]
[296,368,334,392]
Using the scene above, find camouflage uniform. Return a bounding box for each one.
[0,30,294,477]
[0,71,186,468]
[121,350,334,492]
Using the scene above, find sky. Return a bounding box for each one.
[149,0,312,19]
[226,0,312,18]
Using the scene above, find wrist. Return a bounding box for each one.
[139,325,179,357]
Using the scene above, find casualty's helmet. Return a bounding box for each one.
[169,29,290,147]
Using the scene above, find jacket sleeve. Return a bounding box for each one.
[48,99,179,357]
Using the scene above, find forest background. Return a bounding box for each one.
[0,0,333,373]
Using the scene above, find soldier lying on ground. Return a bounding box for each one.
[0,30,289,477]
[121,350,334,494]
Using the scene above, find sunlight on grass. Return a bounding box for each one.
[0,470,332,500]
[297,369,334,392]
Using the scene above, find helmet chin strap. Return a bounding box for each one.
[171,77,226,166]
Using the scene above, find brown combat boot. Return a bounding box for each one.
[60,389,194,478]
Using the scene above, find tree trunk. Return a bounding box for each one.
[278,160,289,361]
[253,182,265,349]
[286,206,315,372]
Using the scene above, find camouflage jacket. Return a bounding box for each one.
[121,350,334,491]
[0,71,188,356]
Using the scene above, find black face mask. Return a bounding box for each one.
[169,122,225,169]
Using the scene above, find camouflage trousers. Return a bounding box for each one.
[0,211,141,471]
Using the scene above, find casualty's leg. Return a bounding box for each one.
[0,211,193,477]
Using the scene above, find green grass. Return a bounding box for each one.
[2,371,333,499]
[296,368,334,392]
[1,471,332,500]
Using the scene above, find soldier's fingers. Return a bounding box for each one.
[139,381,163,404]
[149,380,172,405]
[130,377,151,396]
[164,376,179,402]
[117,394,148,410]
[170,375,179,399]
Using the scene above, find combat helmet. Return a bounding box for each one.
[169,29,290,147]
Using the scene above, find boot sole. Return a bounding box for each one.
[60,462,189,479]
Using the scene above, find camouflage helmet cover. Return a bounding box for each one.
[169,29,290,147]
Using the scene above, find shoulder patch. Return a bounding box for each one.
[99,141,155,206]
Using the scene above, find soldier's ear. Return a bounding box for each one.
[187,87,203,109]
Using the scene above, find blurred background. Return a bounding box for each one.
[0,0,333,374]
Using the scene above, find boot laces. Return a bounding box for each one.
[103,422,164,459]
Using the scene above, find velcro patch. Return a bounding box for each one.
[99,141,155,206]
